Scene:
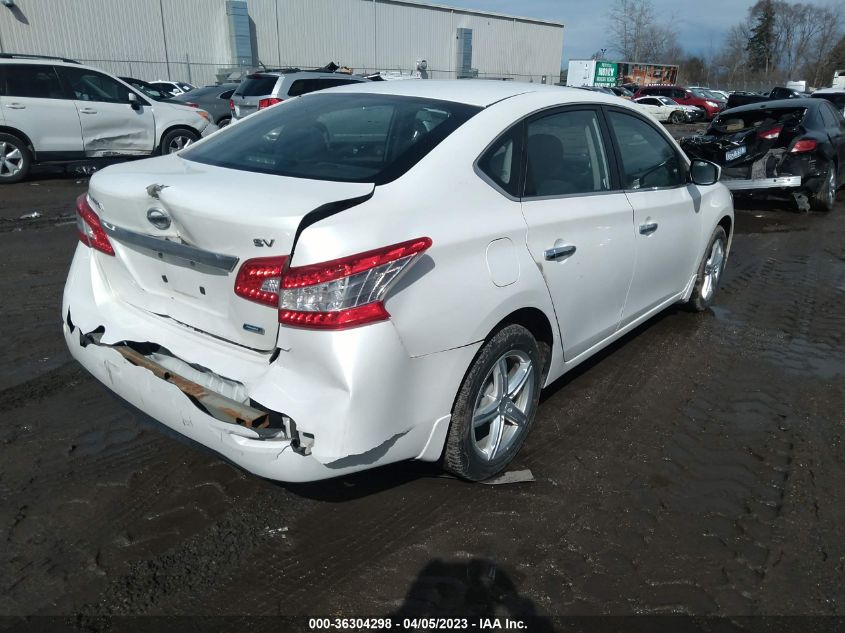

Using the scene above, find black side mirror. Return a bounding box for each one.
[689,159,720,186]
[128,93,140,110]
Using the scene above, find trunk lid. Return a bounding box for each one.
[88,155,373,350]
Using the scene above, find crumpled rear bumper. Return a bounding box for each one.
[63,245,480,482]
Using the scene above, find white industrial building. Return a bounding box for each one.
[0,0,564,86]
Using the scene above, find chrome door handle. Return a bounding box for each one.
[5,103,25,109]
[79,107,97,114]
[544,244,576,261]
[639,222,658,235]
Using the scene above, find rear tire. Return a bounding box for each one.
[810,163,836,212]
[160,128,199,155]
[444,325,542,481]
[217,117,231,129]
[687,226,728,312]
[0,133,32,184]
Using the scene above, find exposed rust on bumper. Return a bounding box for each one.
[113,345,271,430]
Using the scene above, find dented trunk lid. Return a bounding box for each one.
[87,155,373,351]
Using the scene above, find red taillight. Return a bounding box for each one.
[258,97,282,110]
[790,138,817,153]
[75,194,114,256]
[279,303,390,330]
[234,256,288,307]
[278,237,432,330]
[758,126,782,140]
[229,99,234,111]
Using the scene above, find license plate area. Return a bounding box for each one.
[725,146,747,162]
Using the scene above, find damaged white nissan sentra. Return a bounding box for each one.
[63,81,733,482]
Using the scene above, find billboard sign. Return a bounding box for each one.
[594,61,618,87]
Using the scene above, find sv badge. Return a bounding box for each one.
[253,239,275,247]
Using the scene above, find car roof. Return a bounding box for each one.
[309,79,624,108]
[812,88,845,95]
[251,70,366,79]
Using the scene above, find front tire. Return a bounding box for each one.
[687,226,728,312]
[160,128,199,155]
[444,325,542,481]
[810,163,836,212]
[0,133,32,184]
[669,111,684,124]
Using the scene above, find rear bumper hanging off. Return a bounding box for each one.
[721,176,803,191]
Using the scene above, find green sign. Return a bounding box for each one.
[594,61,618,87]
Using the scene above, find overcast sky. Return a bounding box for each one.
[441,0,776,64]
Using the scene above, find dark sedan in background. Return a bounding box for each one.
[681,98,845,211]
[171,83,239,128]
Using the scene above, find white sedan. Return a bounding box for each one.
[63,81,733,482]
[634,96,700,123]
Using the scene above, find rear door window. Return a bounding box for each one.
[606,110,684,190]
[236,75,279,96]
[524,109,611,197]
[287,79,321,97]
[1,64,66,99]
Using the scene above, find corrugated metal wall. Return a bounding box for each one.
[0,0,563,86]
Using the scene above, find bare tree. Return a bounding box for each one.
[607,0,683,63]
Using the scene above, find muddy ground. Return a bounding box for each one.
[1,148,844,622]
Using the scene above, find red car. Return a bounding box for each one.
[633,85,724,120]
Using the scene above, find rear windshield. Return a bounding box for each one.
[709,107,806,134]
[236,75,279,96]
[182,93,480,184]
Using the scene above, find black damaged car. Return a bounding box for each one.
[681,98,845,211]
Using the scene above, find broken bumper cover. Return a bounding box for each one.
[720,176,803,191]
[63,245,479,482]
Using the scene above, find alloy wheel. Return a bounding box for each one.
[470,350,535,462]
[701,238,725,302]
[168,135,193,153]
[0,141,23,178]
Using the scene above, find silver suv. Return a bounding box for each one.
[0,53,213,183]
[230,70,368,120]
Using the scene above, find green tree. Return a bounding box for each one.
[747,0,776,73]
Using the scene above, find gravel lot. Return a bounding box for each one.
[1,142,844,619]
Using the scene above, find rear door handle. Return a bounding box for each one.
[79,107,98,114]
[5,103,25,110]
[639,222,658,235]
[544,244,576,261]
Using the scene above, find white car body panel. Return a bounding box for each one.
[522,193,635,359]
[0,93,84,154]
[64,81,733,482]
[73,98,156,156]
